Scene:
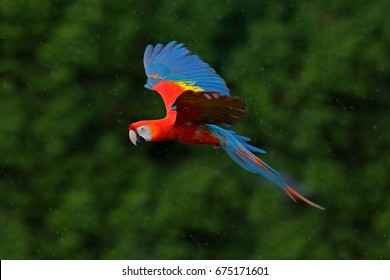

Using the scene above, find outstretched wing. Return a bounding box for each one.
[143,41,230,112]
[173,90,246,126]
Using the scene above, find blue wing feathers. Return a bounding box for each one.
[144,41,230,95]
[155,43,179,67]
[150,44,163,70]
[143,45,153,72]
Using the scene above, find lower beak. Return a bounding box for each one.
[129,130,146,146]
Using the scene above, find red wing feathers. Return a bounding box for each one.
[152,81,187,112]
[173,90,246,126]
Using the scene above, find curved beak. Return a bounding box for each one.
[129,130,146,146]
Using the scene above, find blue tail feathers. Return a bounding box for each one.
[207,124,281,177]
[207,124,325,210]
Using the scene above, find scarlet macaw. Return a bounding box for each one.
[129,41,324,210]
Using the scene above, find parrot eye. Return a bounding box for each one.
[136,126,152,142]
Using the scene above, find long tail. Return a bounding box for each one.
[207,124,325,210]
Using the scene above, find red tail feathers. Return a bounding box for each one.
[282,185,325,210]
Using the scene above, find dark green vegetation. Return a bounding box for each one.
[1,0,389,259]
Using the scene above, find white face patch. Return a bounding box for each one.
[136,126,152,142]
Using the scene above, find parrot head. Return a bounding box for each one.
[129,122,153,146]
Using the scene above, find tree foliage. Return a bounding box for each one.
[1,0,389,259]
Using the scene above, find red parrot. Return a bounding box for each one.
[129,41,324,210]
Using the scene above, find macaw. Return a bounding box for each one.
[129,41,324,210]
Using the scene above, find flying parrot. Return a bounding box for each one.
[129,41,324,210]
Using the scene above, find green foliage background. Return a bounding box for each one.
[1,0,389,259]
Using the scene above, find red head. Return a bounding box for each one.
[129,119,174,145]
[128,121,155,146]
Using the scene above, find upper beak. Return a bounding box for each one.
[129,130,145,146]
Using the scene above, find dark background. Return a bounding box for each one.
[1,0,389,259]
